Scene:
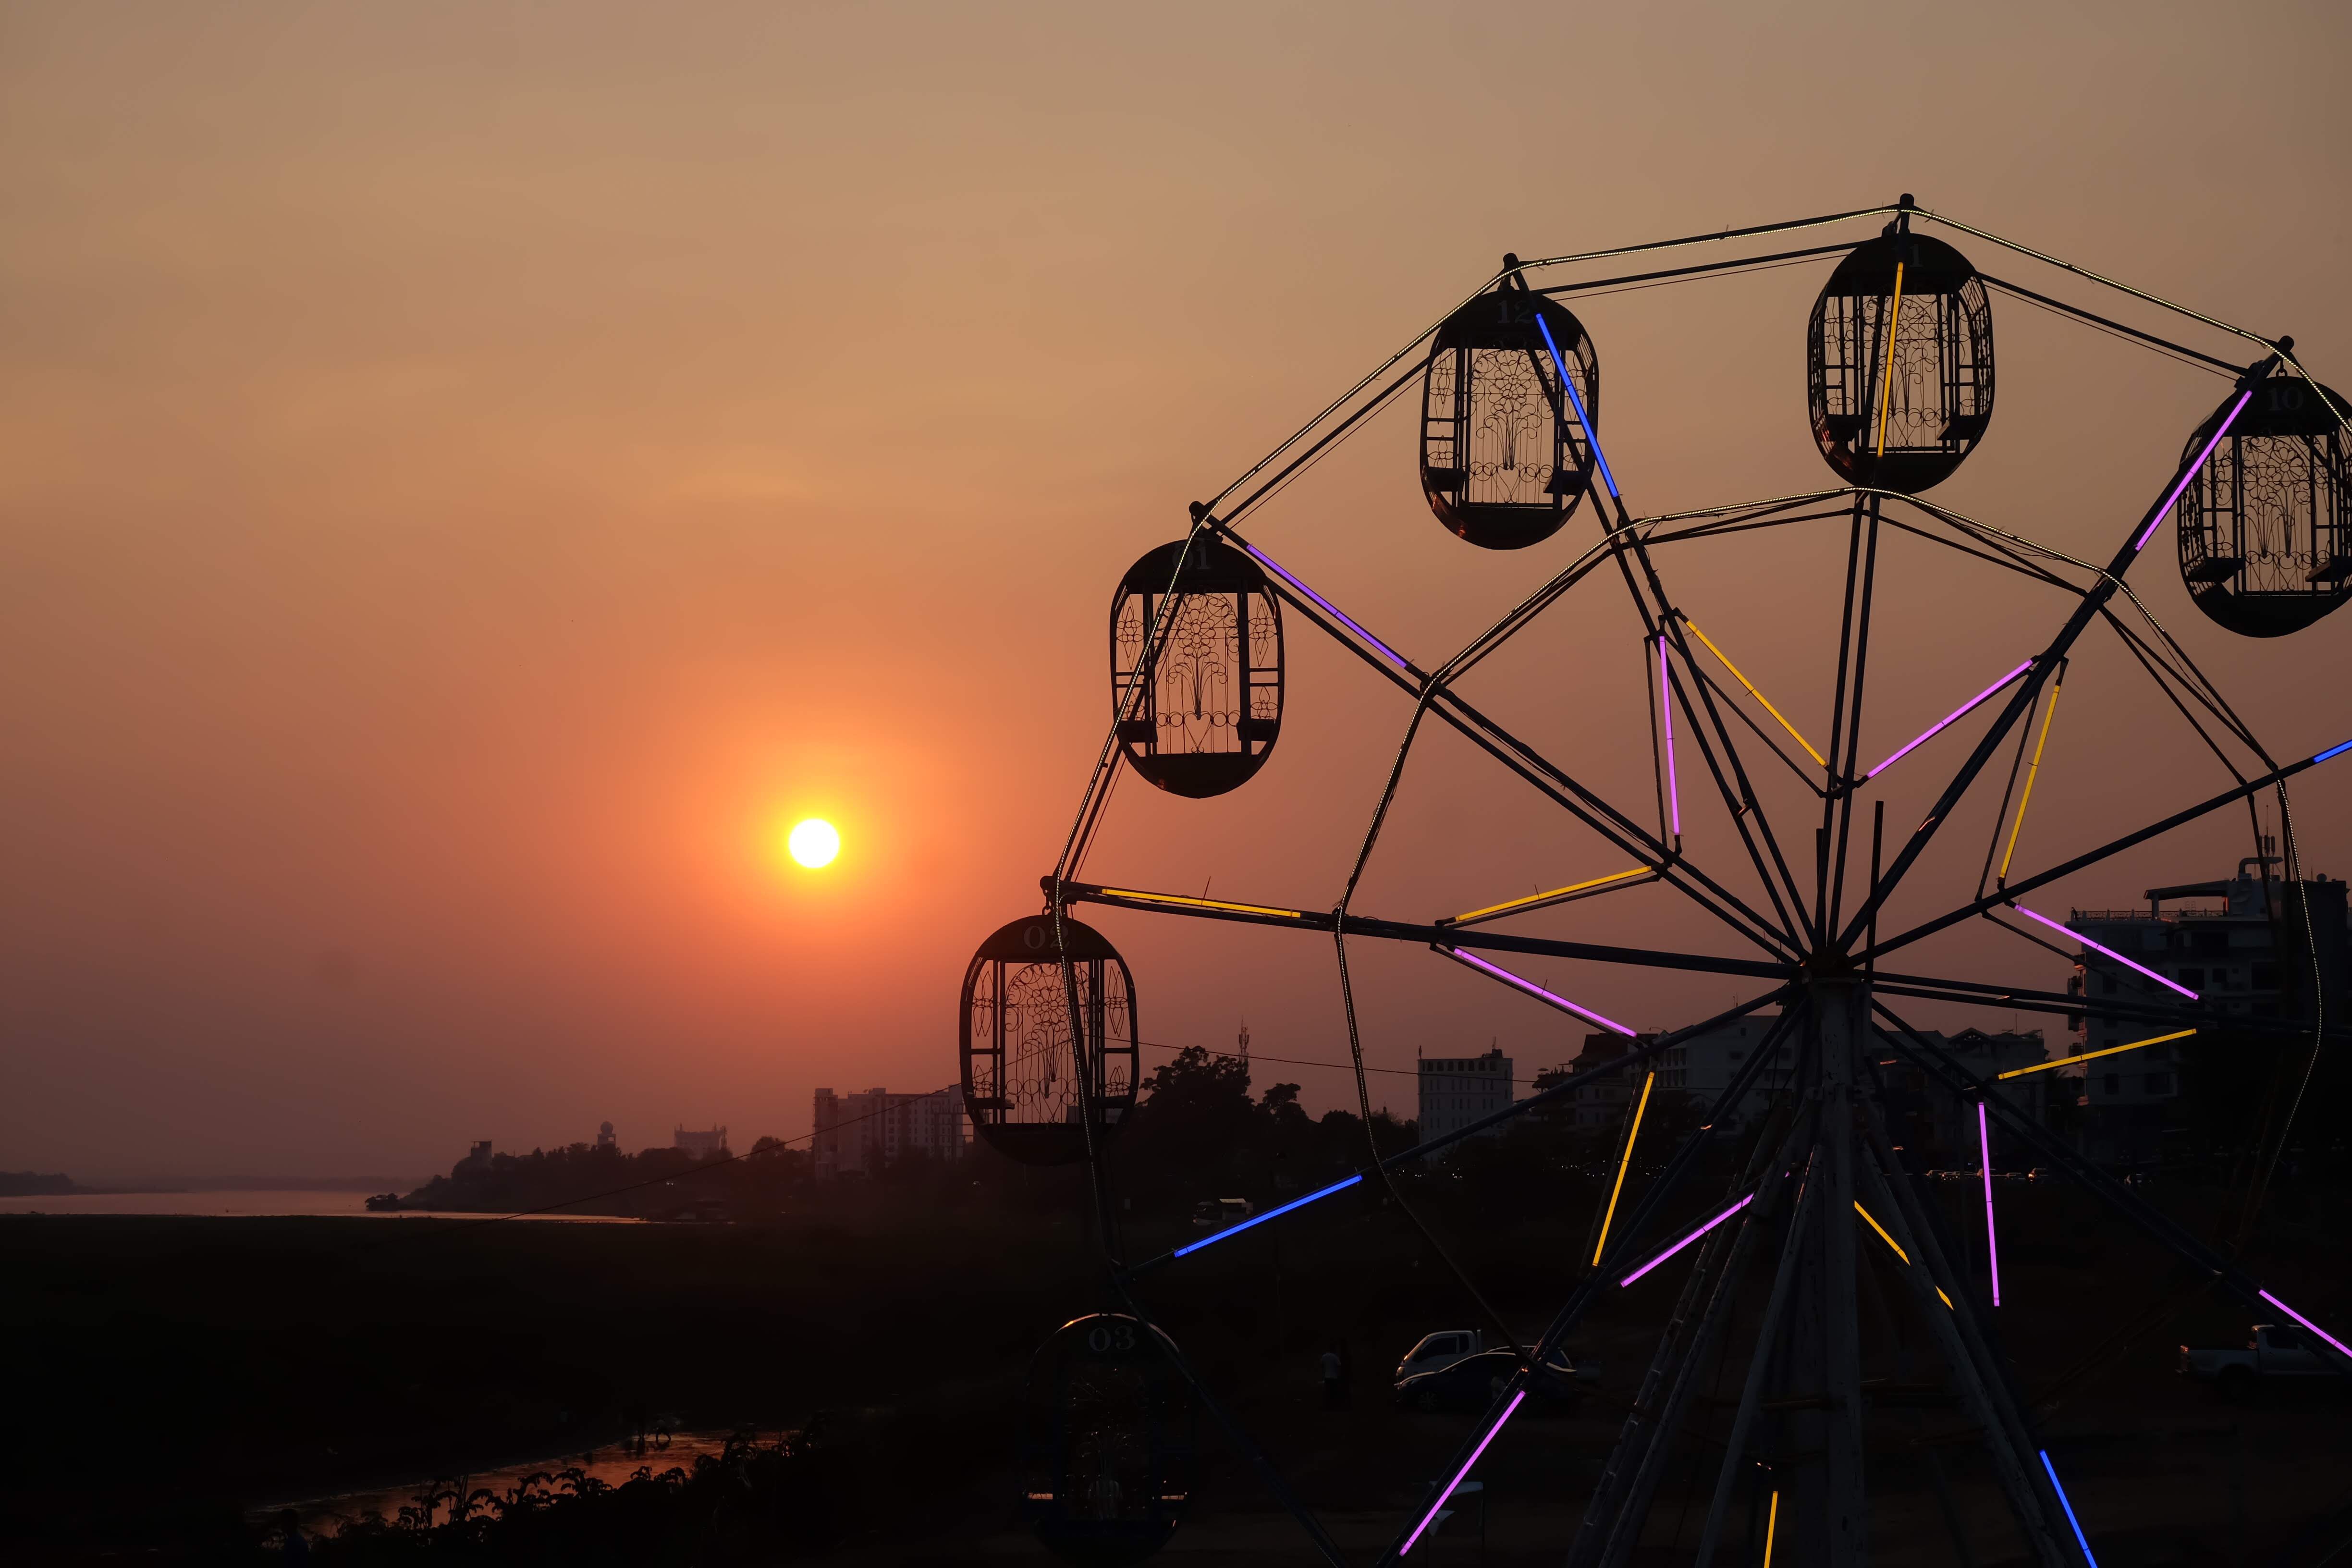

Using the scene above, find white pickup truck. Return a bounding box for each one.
[2180,1324,2338,1396]
[1395,1330,1602,1384]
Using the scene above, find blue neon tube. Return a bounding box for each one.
[1535,313,1620,500]
[2038,1451,2100,1568]
[1171,1174,1363,1258]
[2315,738,2352,765]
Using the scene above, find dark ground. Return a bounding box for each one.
[3,1169,2348,1565]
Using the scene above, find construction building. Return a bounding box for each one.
[2063,852,2349,1165]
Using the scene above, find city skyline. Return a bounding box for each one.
[4,3,2347,1181]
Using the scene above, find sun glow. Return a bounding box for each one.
[785,818,840,869]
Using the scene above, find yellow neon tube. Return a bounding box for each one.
[1763,1491,1779,1568]
[1997,679,2063,886]
[1873,260,1907,458]
[1854,1200,1910,1265]
[1592,1071,1656,1266]
[1937,1286,1954,1311]
[1450,867,1650,924]
[1997,1028,2196,1079]
[1680,618,1827,768]
[1100,889,1303,920]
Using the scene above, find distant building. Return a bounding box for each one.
[1561,1033,1647,1129]
[2064,854,2349,1164]
[812,1088,968,1178]
[1657,1017,1795,1130]
[1417,1047,1515,1149]
[1654,1016,2045,1162]
[1877,1029,2050,1168]
[674,1125,729,1160]
[595,1121,617,1151]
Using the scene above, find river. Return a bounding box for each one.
[0,1189,641,1220]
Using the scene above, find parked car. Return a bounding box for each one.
[1189,1197,1254,1229]
[1394,1349,1586,1413]
[1395,1329,1488,1383]
[2180,1324,2342,1398]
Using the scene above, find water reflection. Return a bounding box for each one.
[255,1428,756,1536]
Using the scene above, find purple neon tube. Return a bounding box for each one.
[1619,1193,1753,1286]
[2012,904,2199,1000]
[2133,389,2254,551]
[1400,1390,1524,1555]
[1232,539,1409,670]
[1865,659,2033,779]
[1658,637,1681,836]
[1444,947,1635,1036]
[2258,1290,2352,1361]
[1979,1100,2002,1307]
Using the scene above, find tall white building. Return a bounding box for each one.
[1656,1017,1795,1130]
[812,1087,969,1178]
[674,1125,729,1160]
[1418,1048,1515,1149]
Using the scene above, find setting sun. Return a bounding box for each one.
[785,818,841,869]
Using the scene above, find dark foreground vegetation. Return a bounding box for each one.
[7,1046,2350,1565]
[304,1432,866,1565]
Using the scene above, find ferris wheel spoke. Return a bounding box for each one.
[1655,619,1820,946]
[1533,305,1820,950]
[1838,357,2284,955]
[1212,515,1805,960]
[1121,986,1799,1284]
[1419,683,1802,958]
[1869,970,2342,1044]
[1857,736,2350,966]
[1593,513,1817,945]
[1825,498,1886,941]
[1380,1005,1814,1568]
[1874,1001,2352,1377]
[1049,878,1794,980]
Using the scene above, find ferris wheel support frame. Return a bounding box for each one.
[1028,196,2352,1568]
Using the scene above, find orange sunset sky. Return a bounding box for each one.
[3,2,2347,1179]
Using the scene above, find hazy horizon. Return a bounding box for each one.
[5,1,2348,1180]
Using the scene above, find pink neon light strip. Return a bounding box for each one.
[1619,1193,1754,1286]
[2258,1290,2352,1361]
[1658,637,1681,837]
[1233,540,1409,670]
[1400,1389,1524,1555]
[2012,904,2199,1000]
[1865,660,2033,779]
[1979,1100,2002,1307]
[1443,947,1635,1036]
[2133,389,2254,551]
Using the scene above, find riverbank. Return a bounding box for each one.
[7,1180,2347,1563]
[0,1189,636,1219]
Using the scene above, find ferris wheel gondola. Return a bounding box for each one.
[2175,372,2352,637]
[1806,227,1995,493]
[1419,270,1600,550]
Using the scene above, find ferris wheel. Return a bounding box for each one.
[960,195,2352,1568]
